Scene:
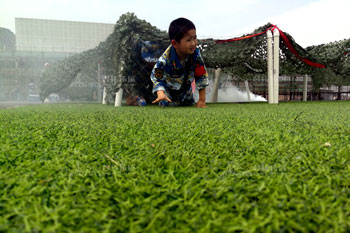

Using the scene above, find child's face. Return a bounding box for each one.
[172,29,197,59]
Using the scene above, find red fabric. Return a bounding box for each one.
[195,64,207,77]
[214,25,326,68]
[215,31,267,43]
[215,26,274,43]
[276,28,326,68]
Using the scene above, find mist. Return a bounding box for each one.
[194,72,267,103]
[216,85,267,102]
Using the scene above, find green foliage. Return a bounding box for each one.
[1,102,350,232]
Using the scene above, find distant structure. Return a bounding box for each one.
[15,18,114,53]
[0,18,114,101]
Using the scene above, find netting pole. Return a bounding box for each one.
[273,29,280,104]
[97,62,102,103]
[303,75,308,101]
[210,68,221,102]
[102,87,107,104]
[267,30,273,104]
[115,88,123,107]
[244,80,251,101]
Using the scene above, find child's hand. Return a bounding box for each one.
[196,100,207,108]
[152,91,172,104]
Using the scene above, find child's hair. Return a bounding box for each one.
[168,18,196,42]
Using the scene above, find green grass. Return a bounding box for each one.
[1,102,350,232]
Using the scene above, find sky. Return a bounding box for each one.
[0,0,349,47]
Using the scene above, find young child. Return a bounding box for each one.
[150,18,209,107]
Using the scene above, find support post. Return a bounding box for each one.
[244,80,251,101]
[303,75,308,101]
[102,87,107,104]
[267,30,273,104]
[210,68,221,103]
[97,62,102,102]
[273,29,280,104]
[337,85,342,100]
[115,88,123,107]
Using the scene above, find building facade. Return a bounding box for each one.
[0,18,114,101]
[15,18,114,53]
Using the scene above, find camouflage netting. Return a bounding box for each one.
[40,13,169,102]
[307,39,350,87]
[39,48,102,100]
[39,13,350,102]
[198,24,347,88]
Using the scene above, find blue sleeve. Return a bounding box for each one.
[150,57,167,94]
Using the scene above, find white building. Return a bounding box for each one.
[15,18,114,53]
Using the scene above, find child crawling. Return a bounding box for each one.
[150,18,209,108]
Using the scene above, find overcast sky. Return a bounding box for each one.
[0,0,349,47]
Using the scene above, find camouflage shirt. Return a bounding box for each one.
[150,45,209,94]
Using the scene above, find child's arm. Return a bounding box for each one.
[194,49,209,108]
[150,57,172,104]
[196,88,206,108]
